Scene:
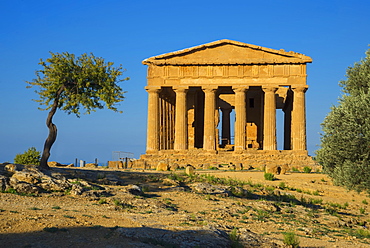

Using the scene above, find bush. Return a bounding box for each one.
[291,167,300,172]
[14,147,41,165]
[283,231,299,248]
[316,48,370,194]
[264,172,275,181]
[303,166,312,173]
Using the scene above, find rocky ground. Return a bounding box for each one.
[1,163,370,247]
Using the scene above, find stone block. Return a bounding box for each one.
[265,164,290,175]
[48,161,59,167]
[85,163,97,168]
[169,163,179,171]
[280,164,290,174]
[12,171,39,184]
[265,164,280,174]
[156,161,169,171]
[108,161,124,169]
[185,165,195,175]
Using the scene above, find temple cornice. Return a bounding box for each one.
[143,39,312,66]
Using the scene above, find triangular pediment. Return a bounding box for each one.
[143,39,312,65]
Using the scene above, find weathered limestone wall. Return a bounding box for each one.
[137,150,316,171]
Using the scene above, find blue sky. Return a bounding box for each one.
[1,0,370,163]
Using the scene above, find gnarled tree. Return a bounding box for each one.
[27,52,128,170]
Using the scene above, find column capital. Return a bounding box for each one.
[262,86,278,93]
[292,86,308,93]
[202,86,218,93]
[173,86,189,92]
[232,86,249,92]
[145,86,161,93]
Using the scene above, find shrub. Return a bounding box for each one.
[360,207,366,214]
[264,173,275,181]
[278,182,286,189]
[229,228,243,248]
[14,147,41,165]
[353,228,370,239]
[283,232,299,248]
[291,167,299,172]
[303,166,312,173]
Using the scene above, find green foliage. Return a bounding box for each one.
[291,167,299,172]
[283,232,300,248]
[278,182,286,189]
[14,147,41,165]
[28,207,42,210]
[351,228,370,239]
[316,48,370,194]
[63,215,75,219]
[27,52,128,169]
[27,52,128,117]
[112,199,121,207]
[264,172,275,181]
[303,166,312,173]
[360,207,366,214]
[229,228,243,248]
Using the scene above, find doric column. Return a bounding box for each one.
[262,87,278,150]
[203,87,217,151]
[291,86,308,150]
[221,108,232,146]
[145,86,161,152]
[174,87,188,150]
[233,86,249,151]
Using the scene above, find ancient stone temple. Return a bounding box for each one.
[138,39,315,169]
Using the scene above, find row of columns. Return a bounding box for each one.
[145,85,307,153]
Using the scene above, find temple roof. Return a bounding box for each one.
[143,39,312,65]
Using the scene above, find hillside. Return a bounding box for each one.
[1,164,370,247]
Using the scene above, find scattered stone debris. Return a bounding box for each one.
[190,182,231,196]
[0,163,72,194]
[0,162,368,248]
[48,161,74,167]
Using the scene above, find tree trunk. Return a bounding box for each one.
[39,87,64,170]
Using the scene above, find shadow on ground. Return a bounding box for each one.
[0,225,232,248]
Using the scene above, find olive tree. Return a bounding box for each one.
[27,52,128,170]
[316,48,370,193]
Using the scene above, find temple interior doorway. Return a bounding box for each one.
[218,108,235,149]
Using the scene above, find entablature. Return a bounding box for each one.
[147,64,307,81]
